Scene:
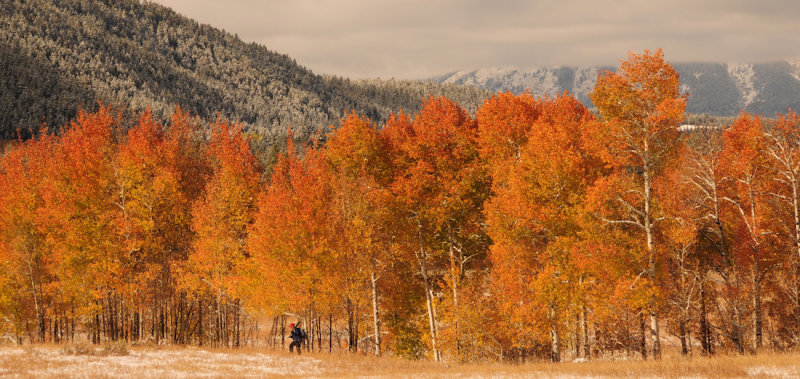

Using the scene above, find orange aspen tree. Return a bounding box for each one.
[678,129,736,356]
[658,149,703,357]
[387,97,489,362]
[476,91,542,184]
[763,111,800,338]
[246,139,337,345]
[180,118,260,347]
[721,113,773,353]
[587,49,687,359]
[475,91,542,360]
[0,239,17,341]
[115,109,205,343]
[324,113,394,356]
[165,109,211,344]
[376,112,433,357]
[0,134,57,342]
[483,94,600,361]
[44,106,125,343]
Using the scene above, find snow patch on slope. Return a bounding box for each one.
[443,66,560,96]
[572,67,600,99]
[788,60,800,82]
[441,66,601,100]
[727,63,758,107]
[519,66,562,97]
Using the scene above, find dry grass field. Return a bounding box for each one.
[0,343,798,378]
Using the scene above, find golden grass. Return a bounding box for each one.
[295,349,800,378]
[0,343,798,378]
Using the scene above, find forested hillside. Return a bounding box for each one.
[435,61,800,116]
[0,0,489,141]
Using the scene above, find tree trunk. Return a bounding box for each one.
[643,164,662,360]
[423,280,438,360]
[309,308,314,353]
[70,306,75,342]
[679,320,688,356]
[133,310,139,342]
[746,183,763,353]
[417,219,439,362]
[792,178,800,262]
[447,223,460,358]
[700,278,713,355]
[733,303,745,354]
[25,259,45,343]
[268,316,277,348]
[582,306,590,359]
[280,315,286,348]
[753,261,763,351]
[235,299,241,348]
[639,311,647,360]
[551,325,560,362]
[574,314,580,358]
[354,303,359,352]
[347,297,355,351]
[94,310,101,344]
[792,177,800,345]
[624,312,631,357]
[370,270,382,357]
[198,299,204,346]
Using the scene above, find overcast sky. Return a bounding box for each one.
[151,0,800,80]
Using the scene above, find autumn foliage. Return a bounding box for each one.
[3,50,800,363]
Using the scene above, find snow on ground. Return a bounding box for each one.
[747,365,800,378]
[2,346,800,378]
[0,346,323,378]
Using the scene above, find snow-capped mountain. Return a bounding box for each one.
[433,62,800,116]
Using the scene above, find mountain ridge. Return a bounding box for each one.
[433,61,800,116]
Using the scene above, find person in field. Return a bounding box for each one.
[289,322,306,354]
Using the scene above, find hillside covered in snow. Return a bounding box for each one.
[434,62,800,116]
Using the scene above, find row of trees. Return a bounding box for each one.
[2,50,800,362]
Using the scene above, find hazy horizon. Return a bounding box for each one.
[153,1,800,80]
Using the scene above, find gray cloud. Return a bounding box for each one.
[152,0,800,79]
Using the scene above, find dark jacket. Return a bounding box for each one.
[290,326,305,342]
